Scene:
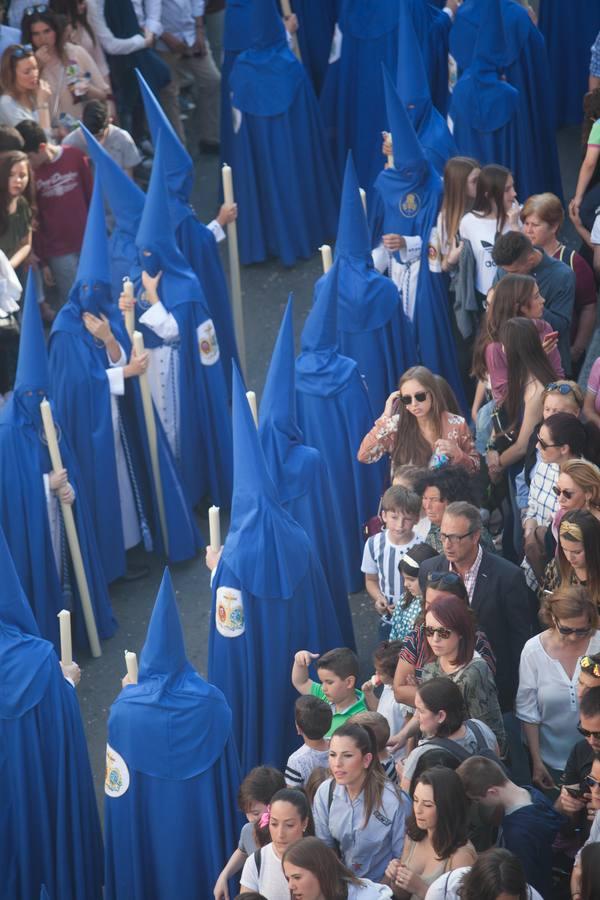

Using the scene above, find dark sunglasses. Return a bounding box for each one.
[426,571,462,586]
[24,4,48,14]
[10,44,34,59]
[537,432,559,451]
[577,725,600,740]
[552,486,576,499]
[546,383,575,395]
[425,625,453,639]
[584,774,600,789]
[400,391,429,405]
[553,617,591,637]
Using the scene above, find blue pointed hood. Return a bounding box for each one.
[135,70,194,208]
[138,569,190,680]
[382,63,426,169]
[0,523,55,718]
[396,1,431,127]
[135,131,200,308]
[81,123,145,240]
[222,362,311,599]
[108,567,234,780]
[473,0,507,72]
[66,176,115,317]
[250,0,286,49]
[340,0,400,39]
[14,272,48,396]
[336,152,370,259]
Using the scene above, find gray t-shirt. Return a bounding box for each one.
[238,821,257,855]
[63,124,141,170]
[285,744,330,787]
[402,719,497,785]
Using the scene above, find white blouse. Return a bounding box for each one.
[516,630,600,769]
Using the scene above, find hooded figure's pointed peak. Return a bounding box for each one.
[14,272,48,395]
[250,0,286,49]
[259,295,296,429]
[136,131,176,254]
[0,525,40,636]
[396,2,430,112]
[336,152,370,258]
[231,361,280,505]
[135,70,193,197]
[75,176,110,286]
[473,0,507,70]
[382,63,425,168]
[81,123,145,235]
[138,569,189,679]
[301,263,339,353]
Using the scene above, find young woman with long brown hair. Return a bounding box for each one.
[436,156,480,272]
[283,837,393,900]
[358,366,478,477]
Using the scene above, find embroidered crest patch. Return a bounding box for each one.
[400,192,420,218]
[104,744,130,798]
[197,318,220,366]
[216,586,245,638]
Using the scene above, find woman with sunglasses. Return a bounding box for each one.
[0,43,51,132]
[517,585,600,791]
[419,594,506,753]
[571,754,600,900]
[358,366,479,477]
[21,7,108,131]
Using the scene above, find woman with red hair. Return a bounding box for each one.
[420,594,506,753]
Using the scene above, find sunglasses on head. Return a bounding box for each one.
[552,486,576,499]
[24,4,48,14]
[400,391,429,405]
[553,617,591,637]
[425,625,453,639]
[584,774,600,789]
[577,725,600,740]
[10,44,34,59]
[546,383,575,395]
[426,571,462,587]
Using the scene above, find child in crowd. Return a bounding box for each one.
[213,766,285,900]
[363,641,409,761]
[361,485,422,639]
[390,543,438,641]
[351,710,397,783]
[16,118,92,308]
[292,647,367,737]
[63,99,141,176]
[285,695,332,789]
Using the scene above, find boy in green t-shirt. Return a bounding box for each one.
[292,646,366,737]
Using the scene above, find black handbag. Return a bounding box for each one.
[490,404,516,454]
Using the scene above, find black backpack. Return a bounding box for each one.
[410,718,504,791]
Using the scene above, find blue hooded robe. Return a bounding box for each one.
[370,68,467,412]
[295,267,385,594]
[449,0,520,172]
[229,0,339,265]
[49,180,201,583]
[450,0,562,200]
[396,1,457,175]
[259,296,355,649]
[0,275,116,650]
[135,71,240,397]
[104,569,241,900]
[319,0,400,195]
[133,133,234,508]
[209,364,344,773]
[0,526,103,900]
[291,0,339,96]
[539,0,600,128]
[404,0,453,116]
[221,0,253,174]
[322,150,414,419]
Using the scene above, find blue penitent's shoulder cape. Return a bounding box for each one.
[0,526,103,900]
[295,267,385,594]
[259,296,355,649]
[396,2,457,175]
[134,133,233,508]
[330,151,415,418]
[449,0,520,171]
[319,0,400,195]
[209,365,344,773]
[450,0,562,200]
[291,0,339,96]
[371,69,467,412]
[0,276,116,650]
[135,72,240,399]
[104,570,241,900]
[539,0,600,128]
[229,0,339,265]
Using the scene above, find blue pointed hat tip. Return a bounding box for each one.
[14,272,49,393]
[259,294,295,424]
[336,151,369,256]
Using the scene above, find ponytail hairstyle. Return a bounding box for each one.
[330,722,395,826]
[254,788,314,847]
[544,412,600,467]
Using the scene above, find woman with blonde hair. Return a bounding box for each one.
[520,192,596,371]
[517,584,600,789]
[358,366,478,476]
[436,156,480,272]
[557,459,600,518]
[0,43,51,131]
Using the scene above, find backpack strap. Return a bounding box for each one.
[328,777,336,812]
[465,719,488,752]
[254,848,261,877]
[419,736,471,763]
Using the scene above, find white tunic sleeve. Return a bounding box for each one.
[43,473,62,574]
[105,345,127,396]
[139,301,180,341]
[206,219,226,243]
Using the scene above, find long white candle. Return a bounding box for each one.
[122,278,134,339]
[41,399,101,658]
[124,650,138,683]
[320,244,333,273]
[221,164,246,373]
[385,132,394,168]
[57,609,73,666]
[132,332,169,555]
[359,188,367,215]
[208,505,221,551]
[246,390,258,427]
